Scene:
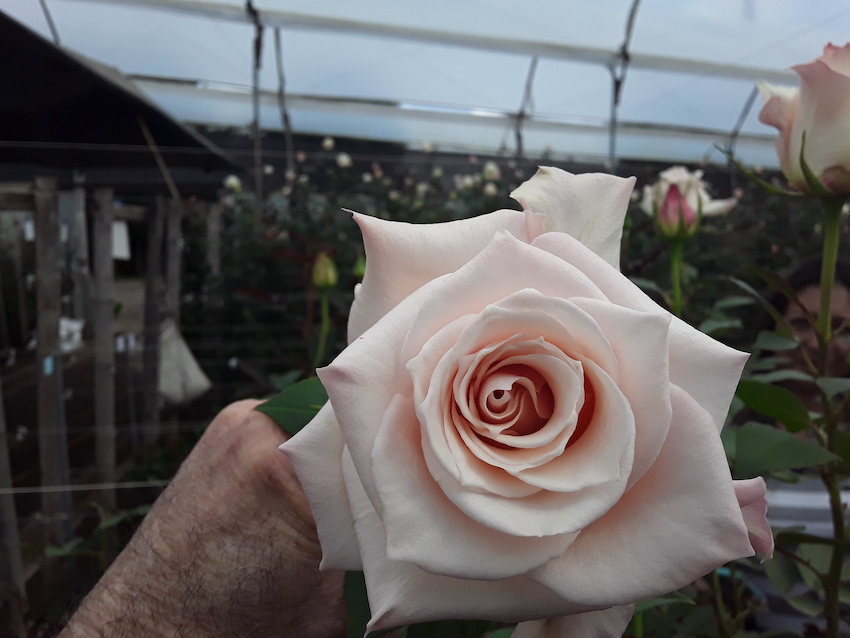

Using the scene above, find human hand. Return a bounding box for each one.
[60,400,346,637]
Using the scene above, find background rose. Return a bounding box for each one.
[282,168,771,637]
[640,165,738,230]
[758,43,850,194]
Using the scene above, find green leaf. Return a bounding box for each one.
[346,571,371,638]
[735,379,811,433]
[634,591,695,613]
[748,369,814,385]
[45,536,84,558]
[752,331,799,352]
[630,277,670,302]
[733,422,840,478]
[815,376,850,399]
[762,551,800,595]
[255,377,328,436]
[785,595,823,618]
[728,278,792,337]
[698,316,742,335]
[835,431,850,465]
[713,295,755,310]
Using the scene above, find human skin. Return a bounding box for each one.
[59,400,346,638]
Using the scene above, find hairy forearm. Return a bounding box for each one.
[60,402,346,638]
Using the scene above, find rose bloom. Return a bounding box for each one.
[640,166,737,236]
[758,43,850,194]
[282,168,772,637]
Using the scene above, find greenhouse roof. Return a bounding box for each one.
[3,0,850,169]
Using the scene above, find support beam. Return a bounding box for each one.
[34,177,73,546]
[65,0,797,83]
[93,188,116,508]
[0,370,26,637]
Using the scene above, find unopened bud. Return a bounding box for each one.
[656,184,698,238]
[312,252,338,290]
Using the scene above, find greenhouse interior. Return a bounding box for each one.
[1,1,850,636]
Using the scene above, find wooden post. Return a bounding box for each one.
[142,198,165,445]
[11,220,28,348]
[64,187,92,332]
[0,249,9,351]
[34,177,73,545]
[93,189,116,508]
[0,371,26,637]
[165,199,183,327]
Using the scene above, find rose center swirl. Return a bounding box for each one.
[450,336,593,454]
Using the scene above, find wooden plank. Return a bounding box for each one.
[65,187,92,331]
[8,218,29,348]
[0,370,26,637]
[0,243,9,350]
[93,189,116,508]
[0,193,33,212]
[34,177,73,546]
[142,198,165,445]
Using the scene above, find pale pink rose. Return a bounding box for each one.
[640,166,737,229]
[282,167,772,637]
[758,43,850,194]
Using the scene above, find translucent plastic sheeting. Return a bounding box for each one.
[4,0,850,166]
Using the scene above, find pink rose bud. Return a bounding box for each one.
[657,183,698,237]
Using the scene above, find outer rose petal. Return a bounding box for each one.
[279,403,361,570]
[757,81,801,187]
[510,167,636,269]
[341,452,597,633]
[702,196,739,217]
[528,386,755,606]
[734,477,774,559]
[511,605,635,638]
[348,209,531,340]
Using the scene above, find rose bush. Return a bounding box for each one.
[282,167,772,637]
[758,43,850,194]
[640,166,737,237]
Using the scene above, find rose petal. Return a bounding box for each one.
[279,403,361,570]
[511,605,635,638]
[532,232,748,431]
[399,232,609,365]
[319,276,447,513]
[702,197,739,217]
[348,209,532,340]
[529,385,754,606]
[569,297,673,487]
[734,477,774,559]
[341,456,596,633]
[757,81,802,187]
[373,393,580,580]
[511,167,636,269]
